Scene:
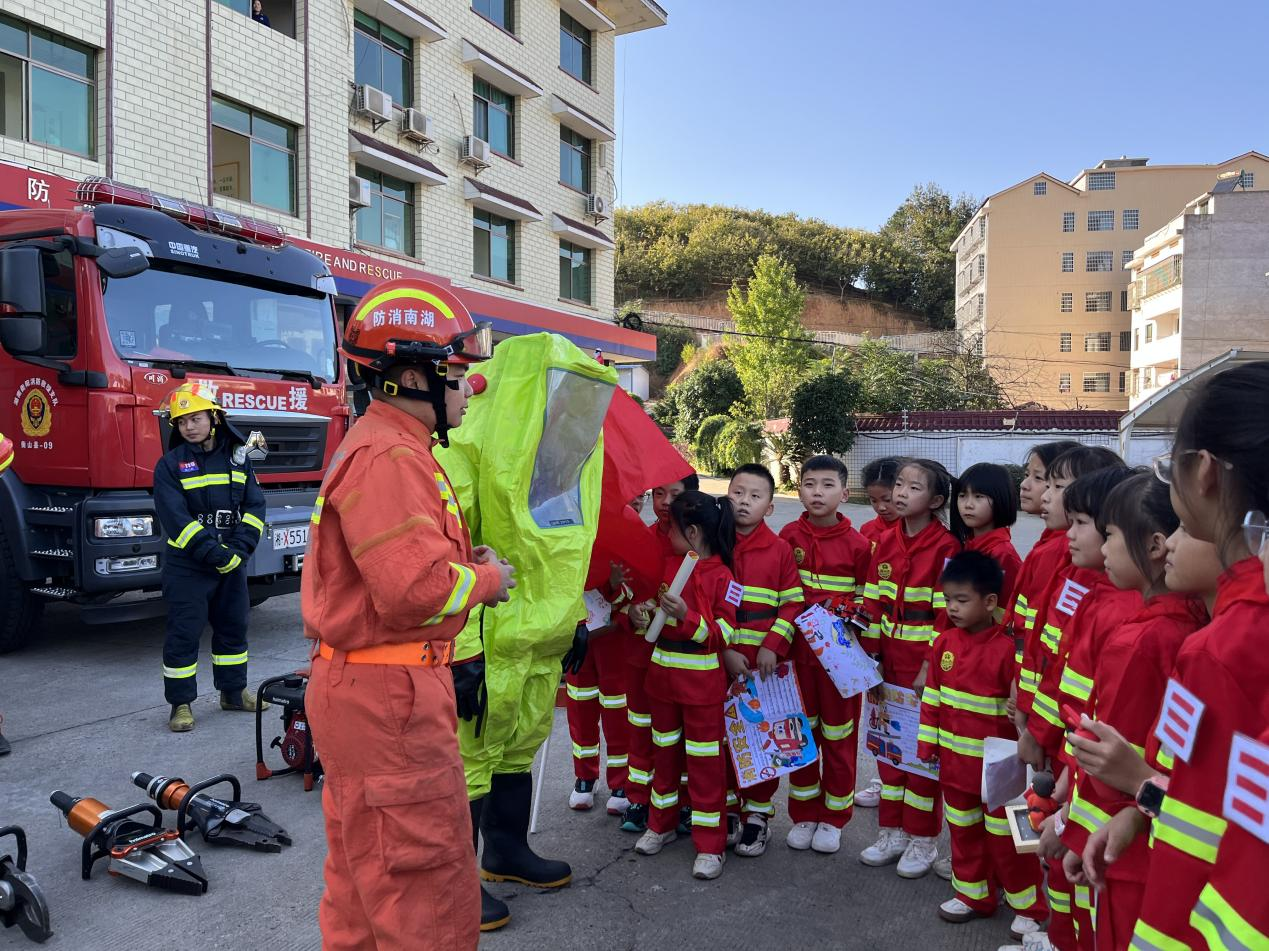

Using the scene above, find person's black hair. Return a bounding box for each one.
[1063,466,1137,524]
[1098,471,1179,584]
[801,455,848,485]
[670,490,736,569]
[659,473,699,493]
[899,458,952,513]
[940,550,1005,598]
[1172,361,1269,556]
[1026,440,1082,474]
[1047,445,1125,482]
[861,456,902,489]
[731,463,776,499]
[951,462,1019,541]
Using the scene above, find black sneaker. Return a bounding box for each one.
[620,802,648,833]
[569,779,596,811]
[677,805,692,835]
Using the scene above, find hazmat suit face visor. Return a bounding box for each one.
[528,368,613,529]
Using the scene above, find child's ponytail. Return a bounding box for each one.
[1099,471,1178,585]
[670,490,738,569]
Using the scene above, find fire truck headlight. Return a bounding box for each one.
[94,516,155,538]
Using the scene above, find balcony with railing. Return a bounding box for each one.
[1130,255,1182,309]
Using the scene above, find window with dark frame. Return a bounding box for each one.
[1085,291,1112,312]
[1121,289,1129,312]
[1087,210,1114,231]
[472,0,513,32]
[1084,331,1111,353]
[559,126,591,192]
[1122,250,1134,270]
[1120,330,1131,351]
[559,241,591,304]
[1061,252,1074,273]
[0,14,95,157]
[1059,373,1072,393]
[473,208,514,283]
[1033,180,1047,195]
[1082,372,1111,393]
[354,164,414,256]
[1086,250,1113,272]
[1118,371,1126,393]
[1088,171,1116,191]
[1060,292,1073,313]
[354,11,412,109]
[214,0,295,37]
[559,11,592,84]
[1062,211,1075,232]
[1059,332,1072,352]
[1122,209,1139,230]
[473,77,514,157]
[211,97,297,215]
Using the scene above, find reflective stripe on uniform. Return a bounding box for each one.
[162,661,197,679]
[944,802,983,827]
[953,875,991,901]
[1041,623,1063,653]
[422,564,476,625]
[1129,920,1191,951]
[652,728,683,747]
[881,784,904,802]
[651,789,678,809]
[937,729,986,758]
[216,554,243,574]
[770,617,796,643]
[825,792,854,812]
[917,723,940,746]
[820,719,854,742]
[628,711,652,729]
[741,585,778,606]
[1047,886,1071,914]
[745,799,776,816]
[311,496,324,524]
[1154,796,1226,864]
[599,693,626,709]
[1190,882,1265,951]
[984,813,1012,837]
[627,767,652,787]
[1060,665,1094,703]
[687,617,709,643]
[777,586,803,605]
[566,684,600,702]
[167,520,204,550]
[903,789,935,812]
[685,739,719,758]
[1018,666,1041,694]
[1068,788,1111,834]
[1032,689,1064,728]
[691,810,720,828]
[572,742,600,759]
[211,651,247,666]
[651,647,719,671]
[607,754,628,768]
[241,512,265,533]
[940,686,1010,717]
[180,473,232,490]
[789,783,820,801]
[798,570,856,593]
[1005,885,1039,910]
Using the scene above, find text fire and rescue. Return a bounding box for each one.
[207,385,311,413]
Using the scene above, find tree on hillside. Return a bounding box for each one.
[789,369,860,457]
[844,338,1004,412]
[726,254,814,420]
[653,356,745,442]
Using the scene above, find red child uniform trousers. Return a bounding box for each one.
[861,518,961,837]
[965,526,1022,622]
[1013,528,1070,717]
[725,521,803,819]
[565,581,633,793]
[779,513,871,827]
[644,555,739,855]
[917,624,1047,921]
[1131,559,1269,950]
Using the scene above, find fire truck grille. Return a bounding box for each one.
[250,420,328,474]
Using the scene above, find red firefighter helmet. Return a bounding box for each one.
[342,278,492,372]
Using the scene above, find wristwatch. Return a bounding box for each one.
[1135,775,1169,818]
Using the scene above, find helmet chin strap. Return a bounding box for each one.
[369,362,458,447]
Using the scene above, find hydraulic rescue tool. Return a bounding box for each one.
[49,792,208,895]
[132,771,292,852]
[0,826,52,943]
[255,672,322,791]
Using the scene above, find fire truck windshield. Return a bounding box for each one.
[101,264,337,382]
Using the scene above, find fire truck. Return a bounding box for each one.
[0,178,348,652]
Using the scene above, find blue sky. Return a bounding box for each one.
[614,2,1266,231]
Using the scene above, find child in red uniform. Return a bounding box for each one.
[918,551,1048,940]
[860,456,903,554]
[632,490,738,881]
[952,463,1022,616]
[779,455,871,853]
[860,458,961,877]
[723,464,803,857]
[622,474,698,834]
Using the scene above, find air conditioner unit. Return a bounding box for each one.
[349,176,373,209]
[400,108,434,144]
[354,84,393,123]
[460,135,491,168]
[586,193,608,218]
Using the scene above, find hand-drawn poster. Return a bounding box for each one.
[724,662,817,788]
[795,604,883,698]
[863,682,939,780]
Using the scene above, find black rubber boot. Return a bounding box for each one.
[480,772,572,888]
[471,796,511,931]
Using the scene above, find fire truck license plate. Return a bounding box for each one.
[271,527,309,551]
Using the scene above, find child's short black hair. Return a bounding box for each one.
[801,455,848,485]
[1027,440,1082,472]
[940,550,1004,597]
[1098,471,1179,582]
[899,458,953,512]
[681,473,700,492]
[1048,446,1125,482]
[861,456,903,488]
[951,463,1019,541]
[730,463,775,498]
[1063,466,1137,523]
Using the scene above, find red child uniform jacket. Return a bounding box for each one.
[779,513,871,661]
[1013,529,1071,715]
[1024,564,1101,755]
[965,527,1022,621]
[861,519,961,684]
[1133,558,1269,949]
[729,521,803,660]
[916,623,1015,793]
[859,515,895,554]
[1060,592,1206,877]
[644,554,739,707]
[628,521,679,670]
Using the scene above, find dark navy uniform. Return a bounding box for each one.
[154,420,266,705]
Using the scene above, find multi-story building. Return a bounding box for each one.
[951,153,1269,410]
[0,0,665,376]
[1127,183,1269,407]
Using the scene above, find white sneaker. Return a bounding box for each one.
[938,896,983,922]
[811,822,841,854]
[859,828,911,866]
[1010,916,1044,939]
[691,852,725,880]
[633,829,676,855]
[896,835,939,878]
[725,812,742,849]
[604,789,630,816]
[933,854,953,880]
[855,777,883,808]
[733,816,770,857]
[997,934,1055,951]
[786,820,817,851]
[569,779,595,811]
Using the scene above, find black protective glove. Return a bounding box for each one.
[561,622,589,675]
[452,657,487,737]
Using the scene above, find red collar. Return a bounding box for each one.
[1213,557,1269,616]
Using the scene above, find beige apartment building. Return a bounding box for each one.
[952,153,1269,410]
[0,0,665,369]
[1127,184,1269,407]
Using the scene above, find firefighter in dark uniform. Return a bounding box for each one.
[154,382,267,732]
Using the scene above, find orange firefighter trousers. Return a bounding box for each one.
[307,653,479,950]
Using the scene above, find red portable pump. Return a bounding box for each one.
[255,672,322,791]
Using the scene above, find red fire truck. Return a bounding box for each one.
[0,178,348,652]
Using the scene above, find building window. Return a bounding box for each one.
[211,97,297,215]
[1062,211,1075,233]
[1088,171,1116,191]
[354,165,414,256]
[1059,332,1072,352]
[1240,171,1255,189]
[1118,371,1127,393]
[472,0,513,31]
[473,208,514,283]
[1122,250,1134,270]
[1120,330,1131,351]
[976,253,985,278]
[1122,208,1139,230]
[1060,292,1073,313]
[1033,180,1047,196]
[1059,373,1072,394]
[354,12,412,108]
[559,241,591,303]
[1121,289,1129,312]
[1145,323,1154,343]
[1085,331,1111,353]
[559,126,591,192]
[0,14,95,157]
[1083,372,1111,393]
[1061,252,1074,273]
[473,77,514,157]
[1086,250,1113,272]
[215,0,295,37]
[1085,291,1112,312]
[559,11,592,84]
[1087,210,1115,231]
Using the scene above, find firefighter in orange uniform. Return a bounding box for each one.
[302,279,515,950]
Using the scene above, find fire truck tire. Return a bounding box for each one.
[0,528,43,654]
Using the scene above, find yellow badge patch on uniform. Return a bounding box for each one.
[878,562,892,580]
[793,547,805,565]
[940,650,954,672]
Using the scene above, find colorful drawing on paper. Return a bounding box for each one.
[864,682,939,780]
[795,603,882,699]
[724,662,817,788]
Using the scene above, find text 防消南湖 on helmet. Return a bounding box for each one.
[342,278,492,374]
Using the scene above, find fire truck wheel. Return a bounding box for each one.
[0,529,43,654]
